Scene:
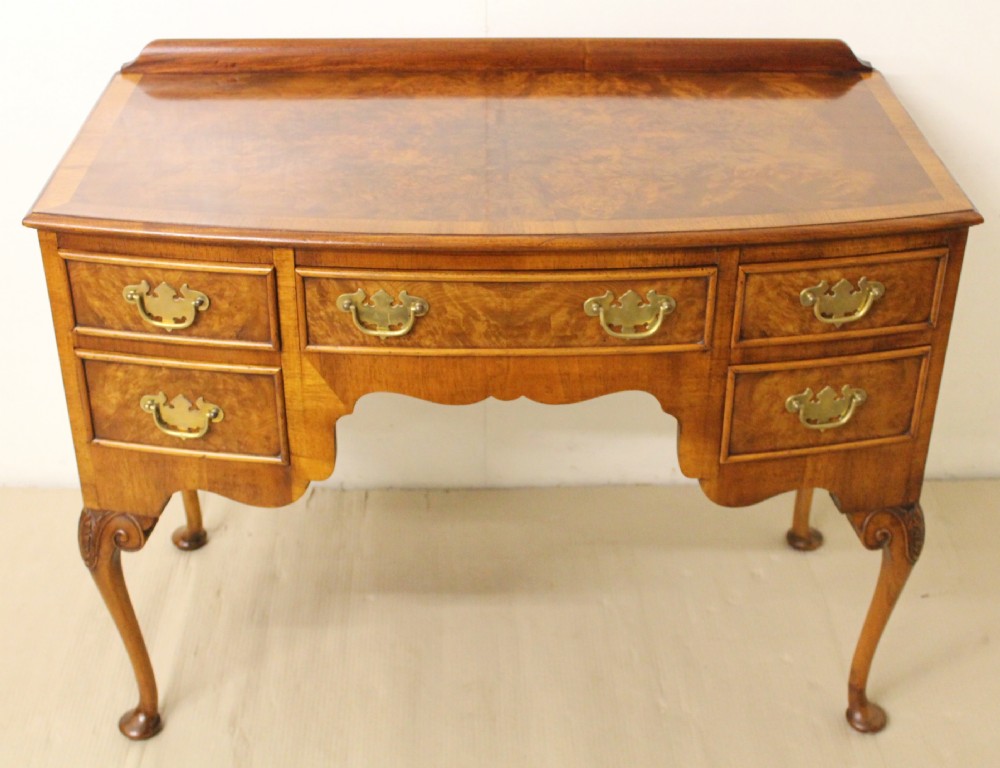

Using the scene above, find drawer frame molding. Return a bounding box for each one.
[732,248,948,348]
[62,250,281,350]
[298,266,718,355]
[721,347,931,463]
[75,350,289,464]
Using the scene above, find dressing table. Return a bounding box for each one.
[24,38,981,739]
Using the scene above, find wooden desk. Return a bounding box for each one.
[25,39,981,740]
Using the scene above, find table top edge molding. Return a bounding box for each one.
[22,212,983,252]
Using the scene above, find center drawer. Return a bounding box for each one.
[298,267,716,353]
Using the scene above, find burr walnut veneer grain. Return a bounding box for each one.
[64,251,279,349]
[299,267,715,353]
[734,249,947,347]
[25,39,981,741]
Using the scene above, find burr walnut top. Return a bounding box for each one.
[25,39,981,248]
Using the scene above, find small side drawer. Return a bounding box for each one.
[298,267,716,353]
[63,251,279,349]
[733,249,947,346]
[722,348,930,462]
[79,352,287,463]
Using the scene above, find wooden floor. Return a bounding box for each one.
[1,481,998,767]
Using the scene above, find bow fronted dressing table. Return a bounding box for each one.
[24,39,981,739]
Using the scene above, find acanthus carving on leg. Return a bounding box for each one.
[847,503,924,566]
[79,508,163,740]
[842,502,924,733]
[78,508,158,570]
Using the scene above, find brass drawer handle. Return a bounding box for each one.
[583,289,676,339]
[785,385,867,431]
[123,280,210,331]
[139,392,224,440]
[799,277,885,327]
[336,288,429,338]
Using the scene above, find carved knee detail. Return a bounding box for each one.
[79,509,158,570]
[845,503,924,565]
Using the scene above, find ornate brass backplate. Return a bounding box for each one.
[336,288,429,338]
[785,384,867,431]
[139,392,224,440]
[799,277,885,327]
[583,289,677,339]
[123,280,210,331]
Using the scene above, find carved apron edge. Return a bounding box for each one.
[78,509,159,571]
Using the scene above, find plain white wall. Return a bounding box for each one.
[2,0,998,489]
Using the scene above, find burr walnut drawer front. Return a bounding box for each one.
[733,248,947,346]
[78,352,288,463]
[722,347,930,462]
[298,267,716,352]
[62,251,279,349]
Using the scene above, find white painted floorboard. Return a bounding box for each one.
[1,481,998,767]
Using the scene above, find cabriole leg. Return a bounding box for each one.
[843,503,924,733]
[786,487,823,551]
[172,490,208,551]
[79,508,163,740]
